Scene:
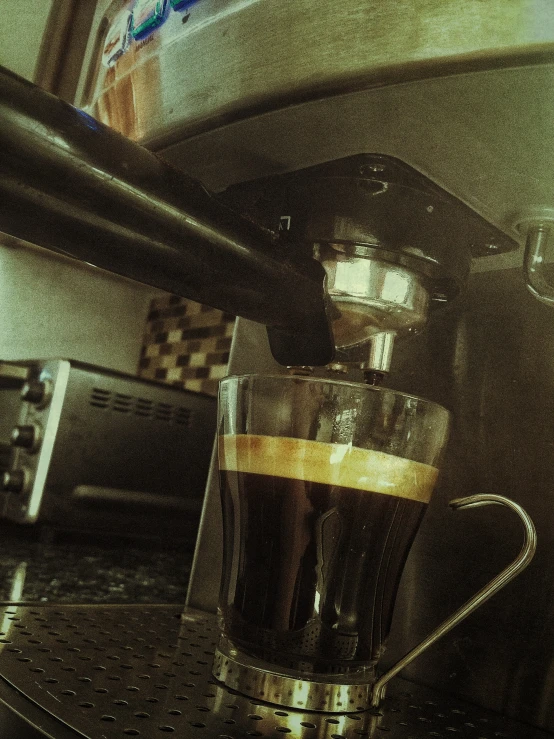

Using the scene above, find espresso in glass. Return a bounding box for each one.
[214,374,450,708]
[218,433,437,675]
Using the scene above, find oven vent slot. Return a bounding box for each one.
[89,388,193,426]
[89,387,111,409]
[112,393,133,413]
[135,398,154,417]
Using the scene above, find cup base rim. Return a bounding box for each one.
[212,638,377,712]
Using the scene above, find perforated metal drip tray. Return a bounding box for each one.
[0,604,548,739]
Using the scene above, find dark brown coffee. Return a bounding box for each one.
[218,434,437,675]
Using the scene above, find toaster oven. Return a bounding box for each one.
[0,358,216,538]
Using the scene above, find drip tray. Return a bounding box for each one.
[0,603,548,738]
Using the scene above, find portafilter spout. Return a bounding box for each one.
[0,66,333,367]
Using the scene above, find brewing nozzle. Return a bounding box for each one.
[515,207,554,306]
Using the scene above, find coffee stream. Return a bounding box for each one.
[219,435,437,675]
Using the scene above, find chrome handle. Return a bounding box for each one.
[370,493,536,708]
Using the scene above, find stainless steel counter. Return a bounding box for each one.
[0,604,549,738]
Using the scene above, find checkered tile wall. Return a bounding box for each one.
[138,295,235,397]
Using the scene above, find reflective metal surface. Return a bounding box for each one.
[0,604,549,738]
[81,0,554,150]
[381,266,554,732]
[517,210,554,305]
[318,250,431,348]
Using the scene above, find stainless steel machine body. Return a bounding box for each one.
[0,0,553,735]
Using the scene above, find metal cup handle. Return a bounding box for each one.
[370,493,537,708]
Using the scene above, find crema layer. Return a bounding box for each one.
[219,434,438,503]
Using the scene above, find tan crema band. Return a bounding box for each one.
[219,434,438,503]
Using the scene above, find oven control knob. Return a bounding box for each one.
[2,470,27,494]
[10,424,40,452]
[21,379,51,407]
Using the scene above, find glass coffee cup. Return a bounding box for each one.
[212,374,535,712]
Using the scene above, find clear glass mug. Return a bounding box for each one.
[212,374,536,712]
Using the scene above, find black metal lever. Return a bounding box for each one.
[0,67,334,366]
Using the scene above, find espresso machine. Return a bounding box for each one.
[0,0,553,736]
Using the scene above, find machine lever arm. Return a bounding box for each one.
[0,67,334,366]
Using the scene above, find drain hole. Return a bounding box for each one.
[168,710,181,716]
[123,731,140,736]
[146,698,159,703]
[300,723,316,729]
[189,723,205,729]
[114,700,129,706]
[158,728,175,733]
[79,702,94,708]
[101,716,116,722]
[135,712,150,719]
[61,690,76,696]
